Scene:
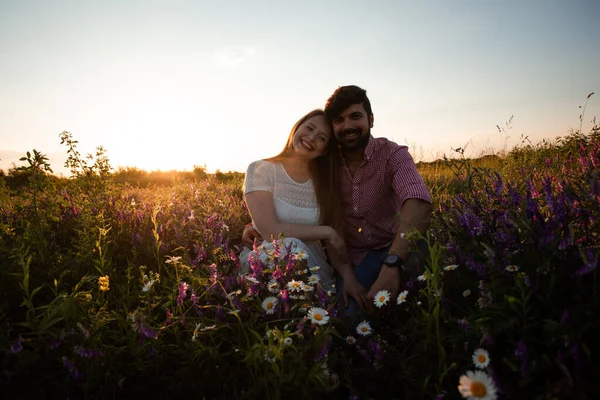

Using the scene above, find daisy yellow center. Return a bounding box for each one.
[378,295,385,302]
[470,382,487,397]
[314,314,323,321]
[478,354,487,363]
[400,295,406,300]
[267,302,273,309]
[361,327,368,332]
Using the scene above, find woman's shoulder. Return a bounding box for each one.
[247,159,273,172]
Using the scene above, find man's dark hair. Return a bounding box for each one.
[324,85,373,120]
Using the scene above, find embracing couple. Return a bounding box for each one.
[240,85,433,321]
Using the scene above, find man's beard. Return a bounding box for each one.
[339,128,370,151]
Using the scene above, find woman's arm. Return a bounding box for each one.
[245,190,336,243]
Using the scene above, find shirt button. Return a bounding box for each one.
[353,207,357,211]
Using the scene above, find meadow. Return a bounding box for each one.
[1,122,599,399]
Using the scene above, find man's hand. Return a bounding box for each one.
[242,225,263,247]
[340,267,372,312]
[367,265,401,306]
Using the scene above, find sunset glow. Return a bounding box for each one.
[1,1,598,175]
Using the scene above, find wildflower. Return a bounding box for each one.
[98,275,110,292]
[228,309,241,317]
[307,307,329,325]
[309,266,320,272]
[345,336,357,345]
[505,265,519,272]
[458,370,497,399]
[356,321,372,336]
[8,335,23,354]
[463,289,471,297]
[165,256,182,264]
[142,280,155,292]
[264,279,278,294]
[244,275,259,285]
[294,250,308,260]
[417,273,428,281]
[444,264,458,271]
[262,296,278,315]
[373,290,390,308]
[287,279,303,292]
[307,274,320,285]
[177,281,189,306]
[301,283,314,292]
[397,290,408,305]
[472,348,491,369]
[282,337,293,346]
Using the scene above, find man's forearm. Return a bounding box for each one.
[388,199,433,261]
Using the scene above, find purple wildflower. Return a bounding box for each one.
[63,357,85,381]
[458,317,471,331]
[8,335,23,354]
[177,281,189,306]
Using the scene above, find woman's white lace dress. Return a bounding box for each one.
[239,160,335,291]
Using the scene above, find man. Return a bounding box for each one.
[244,85,432,318]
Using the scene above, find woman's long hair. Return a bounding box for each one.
[265,109,344,234]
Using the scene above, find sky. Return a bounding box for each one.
[1,0,599,175]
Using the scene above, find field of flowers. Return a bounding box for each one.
[1,127,599,399]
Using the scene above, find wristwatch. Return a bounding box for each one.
[383,253,404,269]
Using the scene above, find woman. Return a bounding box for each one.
[239,109,345,291]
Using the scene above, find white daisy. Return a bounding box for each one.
[287,279,303,292]
[262,296,278,315]
[444,264,459,271]
[309,266,320,272]
[373,290,391,308]
[245,275,259,284]
[458,370,497,399]
[356,321,372,336]
[301,283,314,292]
[294,250,308,260]
[267,278,280,293]
[505,265,519,272]
[463,289,472,297]
[345,336,357,345]
[397,290,408,305]
[282,337,293,347]
[142,280,155,292]
[307,274,320,285]
[417,273,428,281]
[307,307,329,325]
[472,348,491,369]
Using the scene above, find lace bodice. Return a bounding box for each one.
[243,160,320,225]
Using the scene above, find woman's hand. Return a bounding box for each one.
[325,227,346,254]
[340,267,371,312]
[242,225,263,247]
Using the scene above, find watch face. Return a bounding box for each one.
[385,254,400,266]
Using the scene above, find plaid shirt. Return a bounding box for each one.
[340,136,432,266]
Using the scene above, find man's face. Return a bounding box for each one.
[331,103,374,151]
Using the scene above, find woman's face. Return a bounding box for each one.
[291,115,332,159]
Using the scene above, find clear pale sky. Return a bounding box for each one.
[1,0,599,175]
